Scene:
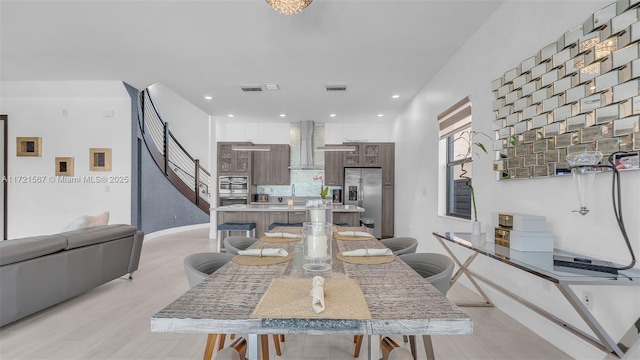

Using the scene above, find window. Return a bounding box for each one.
[446,129,472,219]
[438,96,472,220]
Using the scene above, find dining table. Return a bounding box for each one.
[151,227,473,360]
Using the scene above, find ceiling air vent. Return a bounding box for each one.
[326,84,347,92]
[241,85,263,92]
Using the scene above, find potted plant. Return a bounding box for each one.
[453,129,490,234]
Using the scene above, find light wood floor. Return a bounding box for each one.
[0,227,573,360]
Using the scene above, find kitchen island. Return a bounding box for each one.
[213,203,364,239]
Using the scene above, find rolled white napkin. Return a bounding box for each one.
[263,232,300,238]
[337,231,374,238]
[341,248,393,257]
[237,248,289,257]
[310,276,325,313]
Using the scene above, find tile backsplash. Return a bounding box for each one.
[257,170,340,197]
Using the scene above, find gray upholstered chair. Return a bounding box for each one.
[215,337,247,360]
[184,252,284,359]
[380,237,418,256]
[223,236,258,255]
[399,253,455,360]
[184,252,236,359]
[381,337,414,360]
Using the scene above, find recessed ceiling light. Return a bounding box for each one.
[377,114,384,117]
[392,94,400,99]
[279,114,286,117]
[227,114,234,118]
[204,95,213,100]
[330,114,336,117]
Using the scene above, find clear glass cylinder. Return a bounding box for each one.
[566,151,602,215]
[302,222,332,272]
[305,199,333,224]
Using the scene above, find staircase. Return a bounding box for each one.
[137,89,210,214]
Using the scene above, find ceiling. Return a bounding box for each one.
[0,0,503,123]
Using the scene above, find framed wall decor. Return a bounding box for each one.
[55,157,74,176]
[16,137,42,157]
[89,148,112,171]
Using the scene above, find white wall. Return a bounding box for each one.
[392,1,640,358]
[1,81,132,239]
[147,83,211,167]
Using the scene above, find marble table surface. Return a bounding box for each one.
[151,233,472,337]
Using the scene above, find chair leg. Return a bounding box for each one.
[260,334,270,360]
[408,335,417,360]
[217,334,227,351]
[353,335,363,357]
[403,335,408,343]
[203,334,218,360]
[422,335,435,360]
[280,334,285,342]
[272,334,282,356]
[230,333,236,340]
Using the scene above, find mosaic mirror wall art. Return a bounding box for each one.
[492,0,640,180]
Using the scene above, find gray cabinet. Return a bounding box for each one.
[324,149,343,186]
[288,211,306,224]
[381,185,394,238]
[218,142,251,175]
[379,143,395,186]
[333,212,360,227]
[252,144,290,185]
[344,143,381,167]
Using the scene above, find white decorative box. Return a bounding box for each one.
[493,213,547,232]
[509,230,554,252]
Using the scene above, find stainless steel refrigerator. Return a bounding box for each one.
[344,168,382,238]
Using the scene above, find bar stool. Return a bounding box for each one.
[216,222,256,252]
[268,222,302,231]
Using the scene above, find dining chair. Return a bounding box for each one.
[223,236,258,255]
[380,336,414,360]
[353,237,418,357]
[399,253,455,360]
[380,237,418,256]
[184,252,236,360]
[185,252,285,359]
[214,336,247,360]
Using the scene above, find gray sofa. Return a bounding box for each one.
[0,224,144,327]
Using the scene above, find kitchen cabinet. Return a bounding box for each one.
[379,143,395,186]
[218,142,252,175]
[381,184,394,238]
[252,144,290,185]
[333,212,360,227]
[324,149,343,186]
[343,143,381,167]
[288,211,306,224]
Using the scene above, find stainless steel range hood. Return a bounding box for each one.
[289,121,324,170]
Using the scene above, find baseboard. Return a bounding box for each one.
[144,223,210,241]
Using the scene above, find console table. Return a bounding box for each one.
[432,232,640,358]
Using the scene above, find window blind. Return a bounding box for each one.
[437,96,471,139]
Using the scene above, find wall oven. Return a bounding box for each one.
[219,176,248,206]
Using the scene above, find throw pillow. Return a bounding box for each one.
[63,211,110,231]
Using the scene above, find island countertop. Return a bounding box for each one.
[212,204,364,212]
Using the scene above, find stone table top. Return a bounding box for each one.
[151,234,472,336]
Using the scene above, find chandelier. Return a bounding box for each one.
[266,0,313,15]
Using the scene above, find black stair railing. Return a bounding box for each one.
[138,89,210,214]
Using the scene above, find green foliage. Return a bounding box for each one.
[320,186,329,199]
[453,129,490,221]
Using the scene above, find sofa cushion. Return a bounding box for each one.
[0,235,68,266]
[63,224,136,250]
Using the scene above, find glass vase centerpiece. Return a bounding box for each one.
[302,199,333,272]
[566,151,602,215]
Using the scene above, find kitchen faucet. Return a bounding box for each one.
[291,184,296,198]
